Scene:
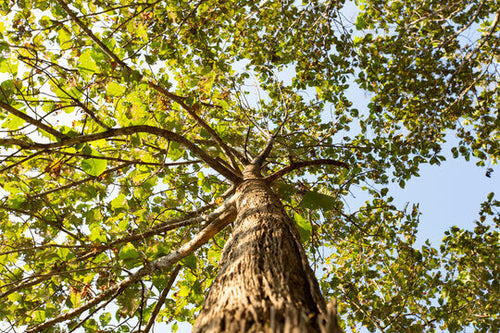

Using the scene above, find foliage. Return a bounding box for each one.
[0,0,498,332]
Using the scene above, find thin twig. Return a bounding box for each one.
[265,159,349,183]
[142,265,181,333]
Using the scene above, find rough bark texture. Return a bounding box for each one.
[192,171,328,332]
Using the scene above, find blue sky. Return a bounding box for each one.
[390,146,498,246]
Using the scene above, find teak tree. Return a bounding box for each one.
[0,0,498,332]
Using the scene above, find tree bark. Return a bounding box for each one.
[192,174,329,332]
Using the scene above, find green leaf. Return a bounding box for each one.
[168,141,185,161]
[181,253,197,270]
[57,28,72,49]
[0,79,13,101]
[81,157,107,176]
[355,15,367,30]
[32,310,46,322]
[119,242,140,260]
[90,224,107,242]
[207,247,221,265]
[299,191,336,211]
[106,82,126,97]
[111,193,128,211]
[77,49,97,73]
[57,247,73,260]
[294,212,311,242]
[1,114,24,130]
[99,313,112,326]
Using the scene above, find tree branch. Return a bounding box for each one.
[1,192,233,299]
[25,198,237,333]
[0,101,67,139]
[55,0,126,68]
[75,191,232,262]
[148,83,243,174]
[0,148,200,173]
[251,135,275,168]
[0,150,47,173]
[0,125,241,183]
[265,159,349,183]
[30,162,133,199]
[0,277,49,301]
[141,265,181,333]
[0,138,30,147]
[16,55,110,129]
[0,205,82,243]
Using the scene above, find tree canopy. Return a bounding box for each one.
[0,0,498,332]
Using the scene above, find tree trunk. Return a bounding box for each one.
[192,173,332,332]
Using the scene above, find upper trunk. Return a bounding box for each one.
[192,171,330,332]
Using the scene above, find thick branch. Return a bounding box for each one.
[0,138,29,147]
[265,159,349,183]
[0,125,241,183]
[251,135,274,168]
[0,101,67,139]
[152,197,237,270]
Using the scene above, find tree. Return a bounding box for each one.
[0,0,498,332]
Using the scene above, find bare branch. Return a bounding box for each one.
[265,159,349,183]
